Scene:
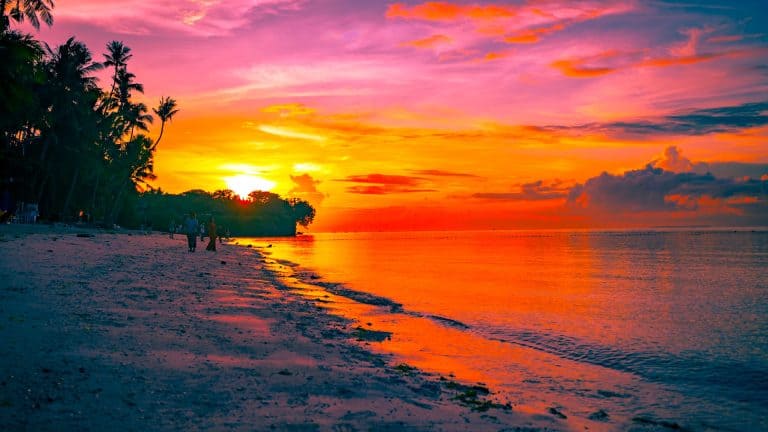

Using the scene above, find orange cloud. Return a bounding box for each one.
[403,34,453,49]
[482,51,510,61]
[386,2,516,21]
[262,103,316,117]
[551,59,616,78]
[640,53,721,67]
[339,173,437,195]
[289,173,325,204]
[504,22,565,44]
[551,46,758,78]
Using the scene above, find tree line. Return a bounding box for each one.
[139,189,315,237]
[0,2,316,235]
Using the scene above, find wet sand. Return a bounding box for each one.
[0,225,559,431]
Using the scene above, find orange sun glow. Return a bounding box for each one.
[224,175,276,199]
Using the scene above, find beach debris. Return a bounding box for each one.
[589,409,610,421]
[220,260,226,265]
[277,369,293,376]
[340,410,376,421]
[352,326,391,342]
[548,407,567,419]
[394,363,418,375]
[76,233,95,238]
[445,381,510,412]
[632,416,686,430]
[410,382,441,398]
[597,389,630,398]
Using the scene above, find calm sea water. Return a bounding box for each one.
[240,229,768,430]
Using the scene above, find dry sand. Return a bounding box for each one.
[0,224,559,431]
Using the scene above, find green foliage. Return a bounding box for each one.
[137,189,316,236]
[1,9,315,233]
[0,10,181,227]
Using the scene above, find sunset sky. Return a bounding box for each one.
[27,1,768,231]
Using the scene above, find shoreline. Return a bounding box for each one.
[0,225,556,431]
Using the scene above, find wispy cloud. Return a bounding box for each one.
[550,23,767,79]
[55,0,306,36]
[411,169,482,178]
[555,101,768,136]
[386,2,516,22]
[403,34,453,49]
[387,0,636,52]
[338,173,436,195]
[473,180,572,201]
[257,125,326,142]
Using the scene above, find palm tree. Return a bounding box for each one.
[108,134,156,222]
[115,68,143,107]
[0,30,43,206]
[45,37,103,91]
[41,38,103,218]
[2,0,54,31]
[124,101,153,141]
[102,41,131,102]
[151,96,179,150]
[0,30,43,147]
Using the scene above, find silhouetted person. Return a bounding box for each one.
[206,216,217,252]
[169,219,176,239]
[184,212,199,252]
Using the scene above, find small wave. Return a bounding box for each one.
[304,279,403,310]
[491,329,768,402]
[423,314,470,329]
[287,267,472,330]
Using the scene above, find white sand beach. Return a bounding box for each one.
[0,225,557,431]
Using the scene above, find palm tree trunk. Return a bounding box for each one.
[35,173,48,204]
[90,170,101,212]
[62,167,80,221]
[151,121,165,151]
[108,178,130,225]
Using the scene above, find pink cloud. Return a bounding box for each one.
[386,2,516,21]
[54,0,305,36]
[402,34,453,49]
[388,0,636,48]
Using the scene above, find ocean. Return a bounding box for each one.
[240,229,768,430]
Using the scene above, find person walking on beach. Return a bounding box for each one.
[184,212,199,252]
[206,216,217,252]
[169,219,176,239]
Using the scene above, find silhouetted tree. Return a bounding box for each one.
[151,96,179,150]
[102,40,131,105]
[1,0,53,31]
[0,4,314,232]
[289,198,316,227]
[39,37,103,218]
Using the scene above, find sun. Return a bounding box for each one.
[224,174,276,199]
